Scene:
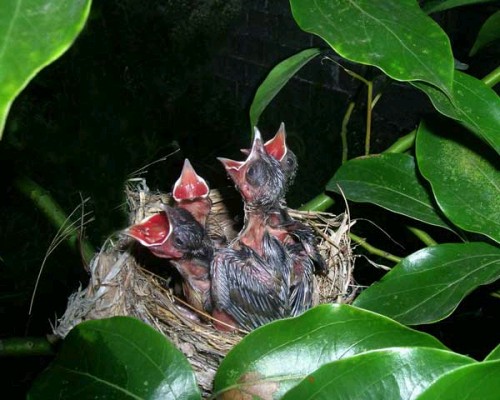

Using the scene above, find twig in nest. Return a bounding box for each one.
[128,148,181,178]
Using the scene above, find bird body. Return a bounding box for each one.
[257,123,326,316]
[267,206,325,315]
[213,128,292,331]
[125,205,214,313]
[211,232,290,331]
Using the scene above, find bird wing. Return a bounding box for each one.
[287,243,315,316]
[283,218,327,275]
[211,246,288,331]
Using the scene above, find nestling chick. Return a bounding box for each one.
[212,128,292,331]
[124,205,214,314]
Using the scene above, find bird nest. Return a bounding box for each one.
[53,179,357,396]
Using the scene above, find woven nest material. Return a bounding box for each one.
[54,179,357,396]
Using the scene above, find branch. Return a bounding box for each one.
[341,101,356,164]
[406,226,437,247]
[299,193,335,212]
[382,130,416,153]
[0,336,55,357]
[349,232,402,263]
[482,65,500,88]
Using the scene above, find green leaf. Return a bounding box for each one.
[282,348,474,400]
[416,121,500,242]
[326,153,452,230]
[290,0,454,95]
[0,0,92,140]
[416,360,500,400]
[354,243,500,325]
[213,304,447,398]
[470,10,500,56]
[413,71,500,154]
[249,48,321,128]
[485,344,500,361]
[28,317,201,400]
[422,0,498,14]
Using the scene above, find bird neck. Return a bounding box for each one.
[238,208,268,256]
[177,198,212,227]
[170,256,211,281]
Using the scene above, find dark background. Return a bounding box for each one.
[1,1,498,397]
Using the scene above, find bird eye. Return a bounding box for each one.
[247,165,256,177]
[174,237,184,247]
[286,157,295,167]
[246,165,258,185]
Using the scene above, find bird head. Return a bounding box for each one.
[124,205,212,260]
[218,128,285,208]
[241,122,297,189]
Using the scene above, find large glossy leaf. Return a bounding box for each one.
[0,0,91,140]
[413,71,500,154]
[485,344,500,361]
[282,348,474,400]
[415,360,500,400]
[416,121,500,242]
[290,0,454,95]
[470,10,500,56]
[327,153,452,230]
[353,243,500,325]
[422,0,498,14]
[249,48,321,128]
[28,317,201,400]
[213,304,447,399]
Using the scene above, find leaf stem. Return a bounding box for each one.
[13,175,95,263]
[341,101,356,163]
[382,130,416,153]
[482,65,500,87]
[350,232,402,263]
[341,69,374,155]
[299,193,335,212]
[365,80,373,155]
[0,336,55,357]
[489,291,500,299]
[406,226,437,246]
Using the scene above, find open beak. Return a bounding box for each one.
[124,212,171,247]
[217,154,245,184]
[248,127,265,161]
[219,128,266,190]
[172,158,210,201]
[263,122,287,162]
[240,123,287,162]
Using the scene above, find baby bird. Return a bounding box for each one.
[172,158,211,227]
[254,123,327,315]
[212,128,292,331]
[172,158,234,248]
[124,204,214,314]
